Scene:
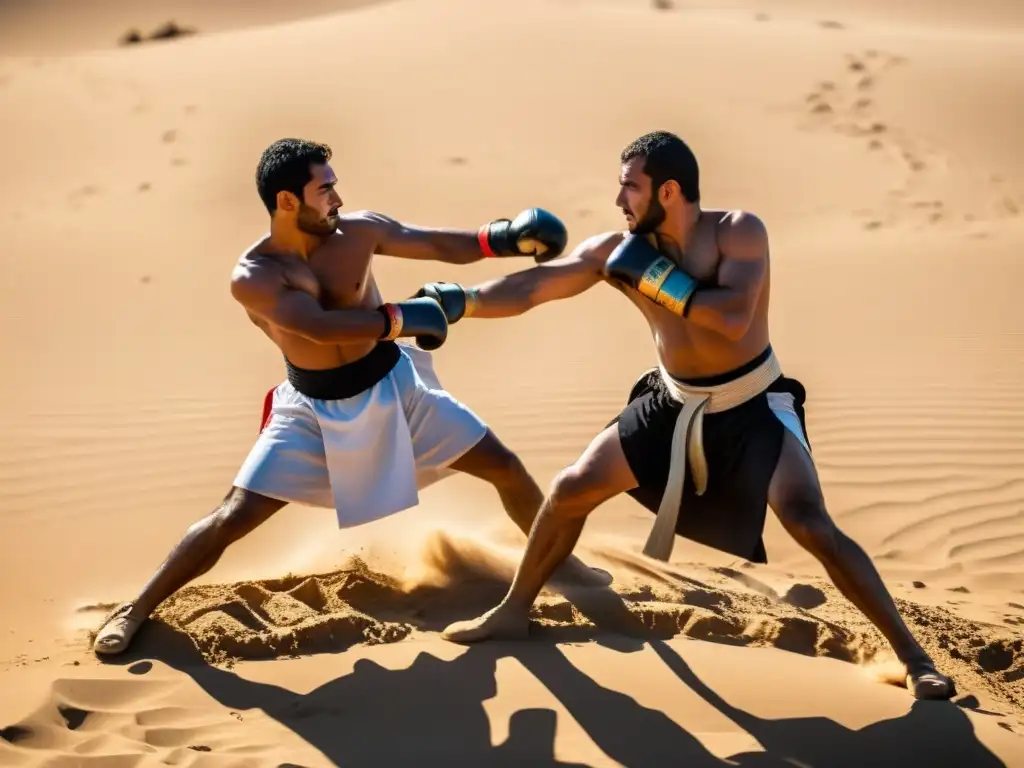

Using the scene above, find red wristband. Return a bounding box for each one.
[478,225,497,258]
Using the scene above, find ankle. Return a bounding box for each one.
[124,601,151,621]
[900,650,934,671]
[499,595,535,614]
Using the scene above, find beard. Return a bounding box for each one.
[628,195,667,236]
[296,203,340,237]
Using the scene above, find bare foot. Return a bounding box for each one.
[906,660,956,700]
[550,555,613,588]
[441,603,531,643]
[93,602,145,656]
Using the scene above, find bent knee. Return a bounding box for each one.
[489,446,529,485]
[465,434,529,485]
[549,466,608,516]
[776,496,840,556]
[211,488,280,539]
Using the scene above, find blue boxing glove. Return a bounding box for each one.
[604,234,699,316]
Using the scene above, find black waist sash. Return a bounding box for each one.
[285,341,402,400]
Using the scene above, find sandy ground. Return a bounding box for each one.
[1,0,1023,765]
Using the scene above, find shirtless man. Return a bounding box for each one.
[93,137,605,655]
[413,130,955,700]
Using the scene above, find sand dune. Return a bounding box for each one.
[1,0,1023,764]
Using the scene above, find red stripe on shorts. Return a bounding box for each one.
[259,386,276,433]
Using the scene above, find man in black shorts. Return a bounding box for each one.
[412,130,955,701]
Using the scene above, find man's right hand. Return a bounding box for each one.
[378,297,448,351]
[414,282,470,323]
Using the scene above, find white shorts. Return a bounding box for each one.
[233,343,488,527]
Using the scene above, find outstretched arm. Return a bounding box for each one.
[352,208,568,265]
[357,211,487,265]
[683,212,768,340]
[463,233,612,318]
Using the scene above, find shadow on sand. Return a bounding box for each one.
[90,584,1008,768]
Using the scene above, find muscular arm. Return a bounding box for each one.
[684,213,769,341]
[230,264,387,343]
[465,234,610,318]
[355,211,486,265]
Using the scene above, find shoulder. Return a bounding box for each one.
[230,244,283,303]
[338,209,400,235]
[331,210,402,253]
[714,210,768,260]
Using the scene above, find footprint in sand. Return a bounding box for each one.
[977,639,1020,673]
[799,49,967,230]
[782,583,828,610]
[68,185,100,209]
[162,129,177,143]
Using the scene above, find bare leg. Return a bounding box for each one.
[449,429,545,536]
[442,425,638,642]
[93,487,286,655]
[768,430,955,700]
[450,429,611,588]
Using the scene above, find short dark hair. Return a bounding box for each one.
[620,130,699,203]
[255,138,332,214]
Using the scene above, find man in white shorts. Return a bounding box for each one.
[93,137,606,655]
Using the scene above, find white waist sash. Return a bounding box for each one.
[641,350,789,561]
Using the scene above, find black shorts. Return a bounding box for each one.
[607,346,811,564]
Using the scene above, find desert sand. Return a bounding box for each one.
[1,0,1023,764]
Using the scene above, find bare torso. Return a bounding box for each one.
[598,209,771,380]
[238,217,383,370]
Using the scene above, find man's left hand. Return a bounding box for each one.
[414,282,470,323]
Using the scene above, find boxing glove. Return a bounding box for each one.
[604,234,699,317]
[378,297,449,351]
[480,208,568,263]
[413,282,475,323]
